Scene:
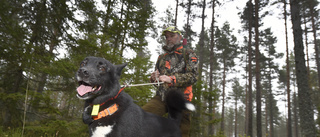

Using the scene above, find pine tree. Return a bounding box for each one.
[282,0,293,136]
[230,79,245,137]
[208,0,216,135]
[215,21,238,135]
[305,0,320,90]
[254,0,262,136]
[240,1,254,136]
[289,0,316,136]
[192,0,207,136]
[180,0,197,48]
[260,28,283,137]
[0,0,29,127]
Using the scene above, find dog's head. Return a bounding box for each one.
[76,56,127,100]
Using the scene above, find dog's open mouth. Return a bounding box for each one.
[77,81,102,96]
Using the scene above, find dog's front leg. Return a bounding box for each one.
[83,103,94,125]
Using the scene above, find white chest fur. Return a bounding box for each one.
[92,124,114,137]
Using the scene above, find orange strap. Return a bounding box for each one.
[93,104,119,120]
[99,87,125,106]
[109,87,125,101]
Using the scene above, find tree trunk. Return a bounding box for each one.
[293,92,299,137]
[267,59,274,137]
[198,0,206,77]
[174,0,178,26]
[193,0,206,136]
[246,1,253,136]
[303,11,310,75]
[235,97,238,137]
[113,2,124,57]
[208,0,215,135]
[186,0,191,48]
[269,88,274,137]
[101,0,114,47]
[309,5,320,91]
[265,99,268,136]
[254,0,262,136]
[284,0,292,136]
[221,59,226,133]
[245,68,248,134]
[289,0,316,136]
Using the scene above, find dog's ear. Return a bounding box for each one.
[115,63,127,76]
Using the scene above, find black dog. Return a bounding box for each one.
[76,56,195,137]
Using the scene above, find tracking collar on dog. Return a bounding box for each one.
[92,87,125,120]
[92,103,119,120]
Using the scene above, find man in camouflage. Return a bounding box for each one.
[142,26,198,137]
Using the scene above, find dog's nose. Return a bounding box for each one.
[78,68,89,76]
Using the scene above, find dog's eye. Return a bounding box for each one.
[80,62,86,67]
[80,58,88,67]
[99,67,106,72]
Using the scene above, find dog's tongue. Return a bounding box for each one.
[77,85,93,96]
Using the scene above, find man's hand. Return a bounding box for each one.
[151,69,160,82]
[159,75,172,84]
[151,69,172,84]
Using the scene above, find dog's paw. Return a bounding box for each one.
[83,117,94,125]
[83,106,94,125]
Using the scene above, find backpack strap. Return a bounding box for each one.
[156,53,167,71]
[182,48,189,71]
[183,48,187,64]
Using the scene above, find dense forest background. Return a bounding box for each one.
[0,0,319,137]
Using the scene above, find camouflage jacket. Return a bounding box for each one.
[152,44,198,101]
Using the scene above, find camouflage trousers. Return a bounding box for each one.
[142,95,192,137]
